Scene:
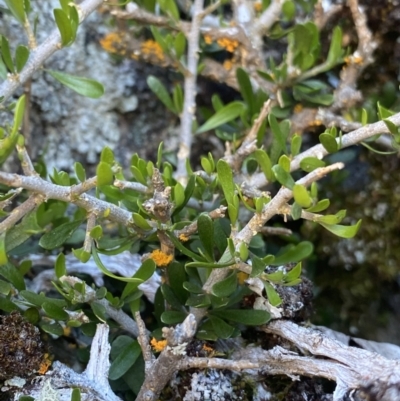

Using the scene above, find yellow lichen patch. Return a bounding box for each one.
[344,55,364,65]
[294,104,303,113]
[203,34,213,45]
[100,32,126,55]
[150,249,173,267]
[217,38,239,53]
[38,353,52,375]
[140,40,165,62]
[202,344,214,353]
[237,271,249,285]
[254,1,262,12]
[223,59,234,70]
[310,119,323,127]
[179,233,190,242]
[151,338,167,352]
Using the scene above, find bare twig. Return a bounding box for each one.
[0,0,105,103]
[176,0,205,183]
[135,311,155,374]
[83,212,96,254]
[0,194,42,235]
[136,314,197,401]
[16,144,37,176]
[0,173,134,227]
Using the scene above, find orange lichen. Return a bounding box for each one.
[100,32,126,55]
[310,119,323,126]
[150,249,174,267]
[204,34,213,45]
[344,55,364,65]
[217,38,239,53]
[202,344,214,353]
[179,233,190,242]
[38,353,52,375]
[151,337,167,352]
[294,104,303,113]
[140,40,165,62]
[254,2,262,12]
[223,59,234,70]
[237,271,249,285]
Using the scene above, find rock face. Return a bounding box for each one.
[0,0,176,173]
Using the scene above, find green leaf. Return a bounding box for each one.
[11,94,26,137]
[47,70,104,98]
[90,225,103,239]
[305,199,330,213]
[92,247,144,283]
[278,154,291,172]
[197,101,246,133]
[383,119,399,136]
[209,315,235,339]
[210,309,270,325]
[264,282,282,306]
[96,161,113,186]
[72,247,91,263]
[174,32,186,59]
[268,114,287,151]
[101,147,114,165]
[74,162,86,182]
[284,262,302,282]
[319,219,362,238]
[186,293,211,308]
[132,213,152,230]
[377,101,394,119]
[316,209,346,224]
[71,388,81,401]
[250,254,270,277]
[40,322,64,337]
[183,281,203,294]
[326,26,343,65]
[0,232,7,266]
[109,340,141,380]
[198,214,214,261]
[293,184,312,208]
[236,68,254,116]
[39,220,82,250]
[217,159,235,202]
[254,149,275,182]
[161,283,186,310]
[147,75,175,113]
[42,301,69,320]
[167,261,188,305]
[159,0,179,20]
[273,241,314,265]
[55,253,66,278]
[211,271,237,297]
[291,134,302,156]
[272,165,295,189]
[0,262,25,290]
[161,310,187,324]
[1,35,14,73]
[291,201,302,220]
[319,132,338,153]
[300,156,326,172]
[91,301,108,322]
[54,8,73,46]
[0,279,11,296]
[4,0,26,24]
[167,232,206,262]
[172,174,196,216]
[15,45,29,72]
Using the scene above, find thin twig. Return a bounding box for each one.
[135,311,155,374]
[83,212,97,254]
[0,194,42,235]
[176,0,205,183]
